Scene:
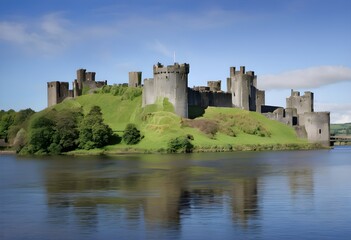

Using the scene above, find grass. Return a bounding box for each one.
[48,91,311,154]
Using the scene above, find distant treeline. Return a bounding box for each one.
[330,123,351,135]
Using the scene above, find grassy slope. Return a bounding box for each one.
[53,92,307,153]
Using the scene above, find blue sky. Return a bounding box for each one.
[0,0,350,123]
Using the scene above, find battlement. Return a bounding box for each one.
[207,80,221,92]
[287,89,314,114]
[85,72,96,81]
[76,69,96,82]
[291,90,300,97]
[153,62,190,75]
[193,86,210,92]
[229,66,256,77]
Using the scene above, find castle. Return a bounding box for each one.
[47,63,330,146]
[47,69,107,107]
[139,63,330,146]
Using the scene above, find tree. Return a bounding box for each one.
[7,108,35,144]
[53,109,82,152]
[0,110,16,141]
[122,123,141,145]
[28,116,56,153]
[78,106,114,149]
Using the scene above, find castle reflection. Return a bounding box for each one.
[44,156,313,231]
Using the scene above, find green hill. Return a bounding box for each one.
[46,88,311,154]
[330,123,351,135]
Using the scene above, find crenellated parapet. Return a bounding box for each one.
[207,81,221,92]
[153,62,189,75]
[286,89,314,115]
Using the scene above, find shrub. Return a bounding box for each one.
[122,124,142,145]
[167,135,194,153]
[182,119,218,137]
[121,87,142,101]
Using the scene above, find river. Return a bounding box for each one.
[1,146,351,240]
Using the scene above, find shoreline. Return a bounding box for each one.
[6,143,333,157]
[0,150,16,155]
[62,143,329,156]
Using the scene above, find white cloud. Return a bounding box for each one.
[0,13,74,55]
[0,12,118,56]
[260,66,351,90]
[315,102,351,124]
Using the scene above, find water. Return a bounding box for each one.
[1,147,351,240]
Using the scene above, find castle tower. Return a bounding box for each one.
[76,69,86,89]
[47,81,70,107]
[47,81,59,107]
[85,72,96,82]
[286,90,314,115]
[299,112,330,146]
[229,66,264,111]
[154,63,189,118]
[143,63,190,118]
[129,72,142,87]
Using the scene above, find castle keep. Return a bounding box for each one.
[47,69,107,107]
[142,63,189,117]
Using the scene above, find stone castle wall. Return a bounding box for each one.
[143,64,266,116]
[299,112,330,146]
[47,69,107,107]
[263,89,330,146]
[286,90,314,115]
[188,88,232,108]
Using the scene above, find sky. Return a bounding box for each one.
[0,0,350,123]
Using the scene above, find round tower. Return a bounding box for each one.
[301,112,330,146]
[153,63,190,118]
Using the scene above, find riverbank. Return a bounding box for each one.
[62,142,327,156]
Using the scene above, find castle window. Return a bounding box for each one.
[319,129,322,134]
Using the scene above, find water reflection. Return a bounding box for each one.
[2,148,351,239]
[44,155,264,231]
[289,169,314,196]
[230,178,258,227]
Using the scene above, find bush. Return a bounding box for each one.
[167,135,194,153]
[122,124,141,145]
[182,119,218,137]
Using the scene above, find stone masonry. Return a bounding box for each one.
[47,68,107,107]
